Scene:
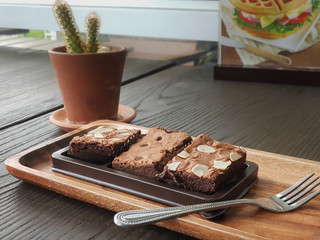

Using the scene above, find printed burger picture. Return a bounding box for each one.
[230,0,320,39]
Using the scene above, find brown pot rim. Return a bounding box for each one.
[48,43,126,56]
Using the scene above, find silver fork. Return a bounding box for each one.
[114,173,320,227]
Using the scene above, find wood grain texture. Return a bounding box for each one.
[0,116,195,240]
[5,121,320,240]
[1,64,320,240]
[0,46,173,130]
[121,65,320,162]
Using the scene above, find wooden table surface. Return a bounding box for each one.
[1,45,320,240]
[0,46,173,130]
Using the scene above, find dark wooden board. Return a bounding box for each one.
[0,46,174,130]
[214,64,320,86]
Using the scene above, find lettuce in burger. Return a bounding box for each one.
[230,0,320,39]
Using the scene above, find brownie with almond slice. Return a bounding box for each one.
[112,127,192,179]
[157,134,247,194]
[68,126,142,164]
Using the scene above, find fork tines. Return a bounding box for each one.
[277,173,320,205]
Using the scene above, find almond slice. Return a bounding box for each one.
[196,145,216,153]
[115,129,128,133]
[119,132,131,136]
[240,146,247,153]
[177,151,189,159]
[191,164,208,177]
[94,132,105,138]
[167,162,182,171]
[230,152,242,162]
[109,138,121,142]
[90,127,113,134]
[213,160,231,170]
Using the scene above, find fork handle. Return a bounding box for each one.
[114,199,257,227]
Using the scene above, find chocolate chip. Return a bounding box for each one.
[135,156,143,161]
[156,136,162,141]
[140,143,148,147]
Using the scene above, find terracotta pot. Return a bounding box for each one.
[49,43,127,124]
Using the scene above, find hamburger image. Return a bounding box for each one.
[230,0,320,39]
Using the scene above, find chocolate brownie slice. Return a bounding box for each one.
[157,134,247,194]
[68,126,142,164]
[112,127,192,179]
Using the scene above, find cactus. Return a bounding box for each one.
[53,0,104,53]
[85,12,101,53]
[53,0,86,53]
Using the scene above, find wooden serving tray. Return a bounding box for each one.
[51,147,258,219]
[5,120,320,240]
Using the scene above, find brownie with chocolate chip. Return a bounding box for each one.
[112,127,192,179]
[68,126,142,164]
[157,134,247,194]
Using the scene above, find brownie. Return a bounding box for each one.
[112,127,192,179]
[157,134,247,194]
[68,126,142,164]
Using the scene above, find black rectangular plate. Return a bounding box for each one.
[52,147,258,219]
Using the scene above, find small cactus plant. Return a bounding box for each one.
[85,12,101,53]
[53,0,102,54]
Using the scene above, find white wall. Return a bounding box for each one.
[0,0,219,41]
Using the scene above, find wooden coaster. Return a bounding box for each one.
[49,105,137,131]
